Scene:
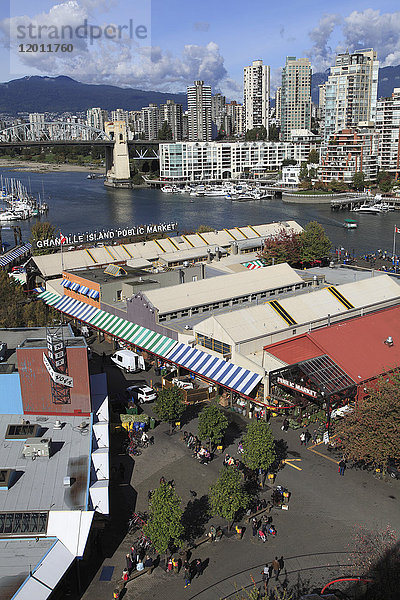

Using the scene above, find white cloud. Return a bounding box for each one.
[342,9,400,67]
[306,13,342,71]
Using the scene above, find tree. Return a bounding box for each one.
[157,120,173,140]
[299,161,310,182]
[209,467,249,529]
[154,386,185,433]
[245,126,268,141]
[308,149,319,164]
[336,373,400,473]
[196,224,214,233]
[268,124,280,141]
[352,171,366,191]
[242,421,276,478]
[0,271,53,328]
[299,221,331,263]
[30,222,56,256]
[377,170,393,194]
[258,227,302,266]
[198,403,228,451]
[144,482,184,553]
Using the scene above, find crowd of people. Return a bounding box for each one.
[183,431,212,464]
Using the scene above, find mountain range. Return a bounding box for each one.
[0,66,399,115]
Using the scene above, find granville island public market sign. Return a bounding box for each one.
[34,222,178,249]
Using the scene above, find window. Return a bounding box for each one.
[192,276,198,282]
[116,290,122,301]
[196,334,231,356]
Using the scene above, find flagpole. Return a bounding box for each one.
[394,225,397,273]
[60,230,64,273]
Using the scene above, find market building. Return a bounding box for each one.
[264,304,400,427]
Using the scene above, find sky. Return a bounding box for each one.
[0,0,399,100]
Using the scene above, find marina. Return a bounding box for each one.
[0,175,49,221]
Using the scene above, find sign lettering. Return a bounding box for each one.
[276,377,317,398]
[34,222,179,249]
[43,353,74,388]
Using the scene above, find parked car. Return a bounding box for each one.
[387,460,400,479]
[126,384,157,404]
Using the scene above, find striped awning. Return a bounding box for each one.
[88,289,100,299]
[165,343,262,396]
[37,292,261,396]
[33,286,45,293]
[0,242,32,267]
[61,279,72,288]
[243,260,265,270]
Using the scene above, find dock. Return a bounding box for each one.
[331,195,400,211]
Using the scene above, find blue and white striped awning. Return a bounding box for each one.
[88,288,100,299]
[61,278,72,288]
[70,282,80,292]
[37,291,262,397]
[0,242,32,267]
[165,343,262,396]
[33,286,45,293]
[79,286,90,295]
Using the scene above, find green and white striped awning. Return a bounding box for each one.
[38,291,176,358]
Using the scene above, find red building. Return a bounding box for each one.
[265,305,400,420]
[17,339,91,416]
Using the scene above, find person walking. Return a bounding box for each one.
[122,568,129,584]
[282,418,289,432]
[304,429,311,444]
[338,458,346,476]
[261,563,270,591]
[195,558,203,578]
[183,560,192,588]
[272,556,280,579]
[251,517,258,537]
[300,432,306,445]
[278,556,285,573]
[172,556,179,574]
[167,557,173,573]
[125,553,133,573]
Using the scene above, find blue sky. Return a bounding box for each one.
[0,0,400,99]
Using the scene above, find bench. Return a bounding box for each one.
[126,566,152,582]
[246,503,272,523]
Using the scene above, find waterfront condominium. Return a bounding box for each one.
[243,60,270,133]
[376,88,400,177]
[187,80,212,141]
[281,57,312,141]
[324,49,379,141]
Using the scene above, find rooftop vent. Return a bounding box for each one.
[5,424,41,440]
[384,336,394,347]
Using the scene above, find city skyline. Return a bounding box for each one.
[0,1,399,99]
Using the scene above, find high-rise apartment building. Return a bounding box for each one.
[86,107,108,131]
[187,80,212,141]
[211,93,226,131]
[275,87,282,125]
[226,101,244,136]
[141,104,160,140]
[281,57,312,141]
[243,60,270,133]
[128,110,143,138]
[324,49,379,141]
[111,108,129,125]
[29,113,45,137]
[376,88,400,177]
[159,99,183,141]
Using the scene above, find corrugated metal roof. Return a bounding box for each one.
[264,335,322,364]
[144,263,303,314]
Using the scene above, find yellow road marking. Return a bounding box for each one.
[307,436,340,464]
[283,458,302,471]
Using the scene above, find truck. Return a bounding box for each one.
[110,349,145,373]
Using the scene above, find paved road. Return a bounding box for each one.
[79,343,400,600]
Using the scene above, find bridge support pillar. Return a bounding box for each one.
[104,121,132,188]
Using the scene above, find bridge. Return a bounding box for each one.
[0,121,160,188]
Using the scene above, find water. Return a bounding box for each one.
[0,167,397,256]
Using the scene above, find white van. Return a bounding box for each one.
[111,349,145,373]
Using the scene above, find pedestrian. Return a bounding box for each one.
[122,568,129,583]
[251,517,258,537]
[282,417,289,432]
[304,429,311,444]
[167,557,173,573]
[144,555,153,569]
[118,462,125,481]
[312,430,318,444]
[261,563,270,590]
[300,431,306,445]
[172,556,179,574]
[272,556,280,579]
[338,458,346,476]
[195,558,203,578]
[209,524,217,541]
[183,560,191,588]
[125,553,133,573]
[278,556,285,572]
[130,544,136,563]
